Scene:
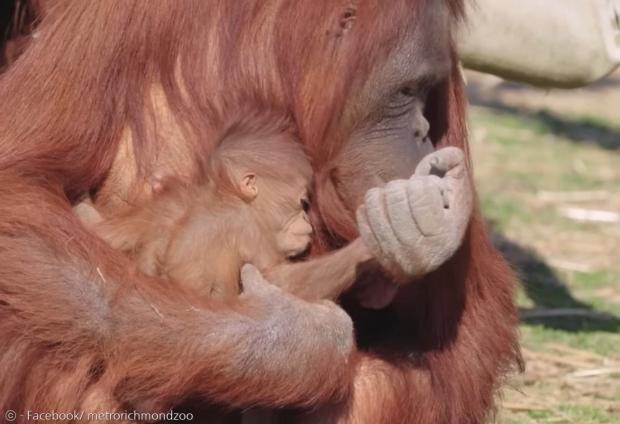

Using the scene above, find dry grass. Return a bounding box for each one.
[466,70,620,423]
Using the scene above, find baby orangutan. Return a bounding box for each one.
[77,117,372,303]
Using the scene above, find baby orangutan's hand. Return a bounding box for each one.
[356,147,473,282]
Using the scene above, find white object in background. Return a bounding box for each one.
[600,0,620,63]
[459,0,620,88]
[558,207,620,223]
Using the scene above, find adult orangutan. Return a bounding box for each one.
[0,1,520,424]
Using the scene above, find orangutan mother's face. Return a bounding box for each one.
[333,1,453,213]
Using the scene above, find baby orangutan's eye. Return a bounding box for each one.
[300,198,310,212]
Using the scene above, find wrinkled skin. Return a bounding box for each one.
[334,2,452,209]
[357,147,472,283]
[330,3,471,297]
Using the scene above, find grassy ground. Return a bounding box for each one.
[466,71,620,423]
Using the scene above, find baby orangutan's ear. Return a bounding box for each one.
[239,173,258,201]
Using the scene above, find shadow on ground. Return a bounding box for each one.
[491,230,620,333]
[467,80,620,151]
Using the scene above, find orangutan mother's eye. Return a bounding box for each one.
[399,86,415,97]
[384,87,416,118]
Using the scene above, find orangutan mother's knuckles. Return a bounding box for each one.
[362,187,402,260]
[405,175,446,237]
[313,300,355,355]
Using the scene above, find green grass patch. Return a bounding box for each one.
[520,325,620,358]
[468,101,620,424]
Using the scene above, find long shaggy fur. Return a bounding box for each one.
[0,1,520,423]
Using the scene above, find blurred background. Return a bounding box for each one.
[466,69,620,423]
[458,1,620,421]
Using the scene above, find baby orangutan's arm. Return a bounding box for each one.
[265,238,372,302]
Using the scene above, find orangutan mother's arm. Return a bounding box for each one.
[0,171,355,412]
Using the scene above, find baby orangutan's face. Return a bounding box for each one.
[239,171,313,258]
[275,190,313,258]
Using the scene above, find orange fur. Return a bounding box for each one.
[83,115,371,304]
[0,1,520,423]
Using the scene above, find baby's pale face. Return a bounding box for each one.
[275,190,312,258]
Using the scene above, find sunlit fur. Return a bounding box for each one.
[87,113,315,301]
[0,1,520,423]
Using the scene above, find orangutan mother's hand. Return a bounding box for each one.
[356,147,473,282]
